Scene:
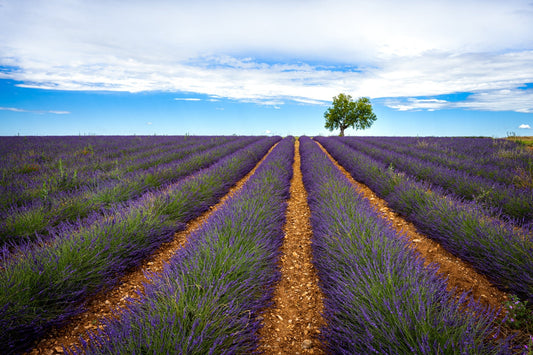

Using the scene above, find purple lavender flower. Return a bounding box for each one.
[300,136,512,354]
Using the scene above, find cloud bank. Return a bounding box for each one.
[0,0,532,112]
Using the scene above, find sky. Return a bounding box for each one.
[0,0,532,137]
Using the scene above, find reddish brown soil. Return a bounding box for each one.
[27,142,279,355]
[258,139,325,355]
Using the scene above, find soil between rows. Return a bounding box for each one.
[257,139,325,355]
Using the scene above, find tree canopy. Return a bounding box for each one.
[324,94,377,136]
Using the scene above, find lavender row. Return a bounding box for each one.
[0,136,259,245]
[315,136,533,305]
[0,136,237,210]
[358,136,531,174]
[0,136,171,172]
[0,135,237,217]
[0,135,185,207]
[337,137,533,224]
[300,136,510,354]
[68,137,294,354]
[0,136,211,178]
[0,136,280,354]
[343,136,530,191]
[354,136,527,186]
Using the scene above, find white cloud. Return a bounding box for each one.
[291,97,330,106]
[519,124,531,129]
[147,122,153,125]
[0,0,532,112]
[0,107,26,113]
[385,98,450,111]
[456,89,533,113]
[174,98,201,101]
[241,98,286,107]
[0,106,70,114]
[384,87,533,113]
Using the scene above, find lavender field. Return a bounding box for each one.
[0,135,532,354]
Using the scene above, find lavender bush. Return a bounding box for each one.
[315,136,533,305]
[68,137,294,354]
[300,136,511,354]
[338,136,533,225]
[354,136,531,185]
[0,136,258,245]
[0,136,280,354]
[0,136,223,209]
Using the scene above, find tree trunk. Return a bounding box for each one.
[339,126,345,137]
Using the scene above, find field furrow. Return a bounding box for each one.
[258,138,325,354]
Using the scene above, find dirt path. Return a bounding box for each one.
[27,142,279,355]
[315,140,510,311]
[258,138,325,355]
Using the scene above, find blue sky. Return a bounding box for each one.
[1,0,532,137]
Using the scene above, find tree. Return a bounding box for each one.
[324,93,377,136]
